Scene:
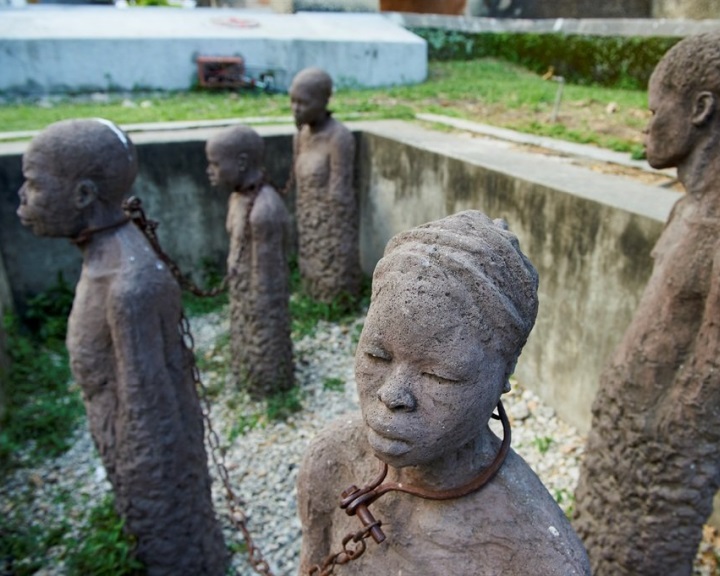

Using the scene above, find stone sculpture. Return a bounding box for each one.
[206,125,293,397]
[573,32,720,576]
[289,67,360,304]
[297,211,591,575]
[16,119,227,575]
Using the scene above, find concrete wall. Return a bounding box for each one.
[653,0,720,18]
[0,8,427,95]
[0,120,681,434]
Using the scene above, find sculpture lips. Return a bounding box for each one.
[367,426,412,457]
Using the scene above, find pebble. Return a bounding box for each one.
[1,307,717,575]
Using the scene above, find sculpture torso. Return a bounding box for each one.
[612,195,719,404]
[574,190,720,575]
[66,223,227,575]
[294,117,360,302]
[226,184,293,396]
[298,416,591,576]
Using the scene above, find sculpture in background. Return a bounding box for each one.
[17,119,227,576]
[297,211,591,575]
[206,125,294,397]
[573,32,720,576]
[289,67,360,304]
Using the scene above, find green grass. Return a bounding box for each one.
[533,436,554,454]
[1,59,649,153]
[1,320,83,472]
[288,256,371,339]
[64,495,144,576]
[323,377,345,392]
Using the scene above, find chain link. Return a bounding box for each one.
[178,315,275,576]
[307,521,381,576]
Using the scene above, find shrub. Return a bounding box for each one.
[412,28,681,89]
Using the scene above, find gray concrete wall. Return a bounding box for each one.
[653,0,720,18]
[0,120,682,434]
[0,8,426,95]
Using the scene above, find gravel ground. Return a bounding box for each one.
[1,307,718,575]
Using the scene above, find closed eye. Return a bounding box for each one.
[422,372,459,384]
[365,348,391,362]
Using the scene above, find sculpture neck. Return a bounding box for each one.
[307,112,332,134]
[70,203,129,249]
[393,427,504,491]
[678,138,720,216]
[235,170,264,195]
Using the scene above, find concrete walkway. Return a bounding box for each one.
[416,112,676,179]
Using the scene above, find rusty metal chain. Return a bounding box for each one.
[178,315,275,576]
[122,196,228,297]
[307,521,382,576]
[123,195,274,576]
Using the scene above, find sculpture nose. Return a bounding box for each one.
[17,182,27,205]
[377,374,417,412]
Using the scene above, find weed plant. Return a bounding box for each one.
[1,276,83,472]
[64,495,144,576]
[414,29,679,90]
[289,256,371,339]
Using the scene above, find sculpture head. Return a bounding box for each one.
[206,125,265,191]
[645,32,720,170]
[289,68,332,129]
[355,211,538,470]
[17,118,137,238]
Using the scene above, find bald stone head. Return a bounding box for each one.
[17,118,137,238]
[206,125,265,191]
[289,68,333,128]
[646,32,720,170]
[375,211,538,387]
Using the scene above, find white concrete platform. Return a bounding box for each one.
[0,6,427,94]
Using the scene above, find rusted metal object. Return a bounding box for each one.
[197,56,246,89]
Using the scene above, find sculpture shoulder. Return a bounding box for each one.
[488,451,592,575]
[298,415,369,500]
[328,119,354,149]
[250,185,289,226]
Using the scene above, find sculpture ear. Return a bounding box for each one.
[74,179,98,210]
[692,91,716,127]
[237,152,249,172]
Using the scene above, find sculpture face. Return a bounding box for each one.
[289,82,327,128]
[645,71,694,170]
[205,141,242,188]
[355,271,506,469]
[17,149,83,238]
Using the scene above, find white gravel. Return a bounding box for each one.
[1,307,715,575]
